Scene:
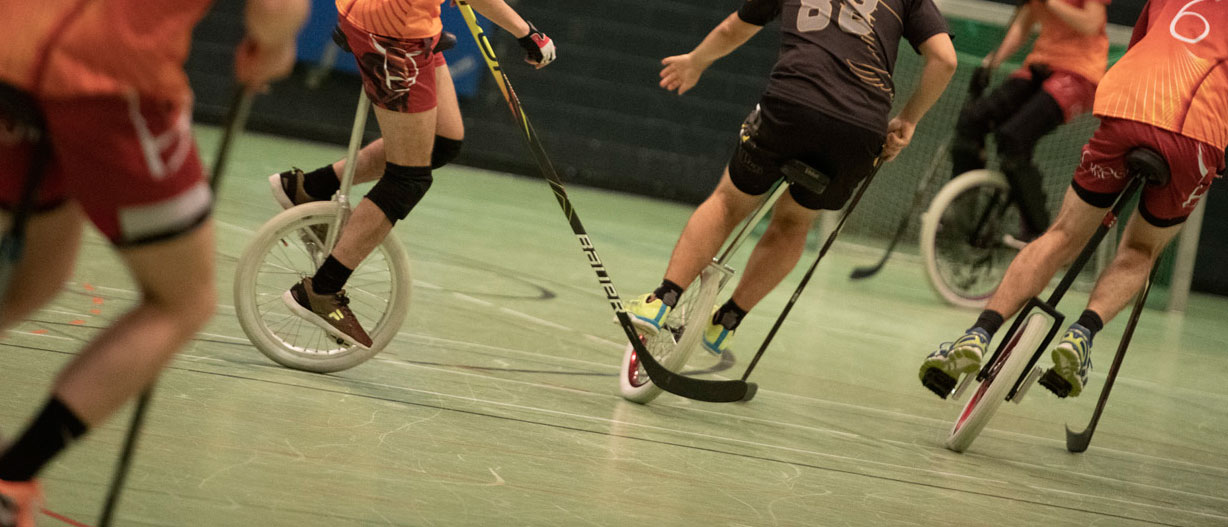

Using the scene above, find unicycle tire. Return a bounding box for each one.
[234,201,412,373]
[945,312,1048,452]
[618,269,722,404]
[921,170,1019,309]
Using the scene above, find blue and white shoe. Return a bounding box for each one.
[919,328,988,397]
[1048,324,1093,397]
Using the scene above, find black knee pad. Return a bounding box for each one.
[365,163,433,225]
[430,136,463,169]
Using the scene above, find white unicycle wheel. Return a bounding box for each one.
[234,201,412,373]
[945,312,1048,452]
[618,269,722,404]
[921,170,1020,309]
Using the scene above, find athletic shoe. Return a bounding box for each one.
[919,328,988,398]
[1046,324,1093,397]
[623,293,670,334]
[269,168,324,210]
[702,319,733,356]
[282,277,373,349]
[0,479,42,527]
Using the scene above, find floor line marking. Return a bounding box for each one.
[451,292,493,307]
[497,307,572,332]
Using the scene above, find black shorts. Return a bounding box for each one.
[728,97,883,210]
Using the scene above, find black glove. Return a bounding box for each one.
[517,21,556,68]
[969,65,993,99]
[1028,62,1053,84]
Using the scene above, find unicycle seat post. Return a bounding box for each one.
[713,181,791,267]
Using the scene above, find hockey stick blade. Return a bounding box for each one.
[1065,265,1156,453]
[457,3,752,403]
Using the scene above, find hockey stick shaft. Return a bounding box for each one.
[742,161,884,381]
[99,87,256,527]
[456,3,751,402]
[849,135,950,279]
[1065,264,1157,452]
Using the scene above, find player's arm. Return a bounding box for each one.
[1044,0,1107,37]
[465,0,556,68]
[884,33,957,161]
[236,0,310,86]
[984,4,1037,68]
[660,9,768,95]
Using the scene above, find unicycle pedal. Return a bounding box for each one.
[1038,369,1072,398]
[921,368,958,399]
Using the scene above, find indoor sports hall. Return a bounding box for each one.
[1,0,1224,525]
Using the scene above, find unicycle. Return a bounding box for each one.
[618,182,791,404]
[920,169,1027,308]
[234,90,413,373]
[934,148,1170,453]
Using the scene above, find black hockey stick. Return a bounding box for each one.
[1064,264,1158,453]
[457,4,752,402]
[740,160,884,389]
[849,136,948,279]
[0,82,52,302]
[98,88,255,527]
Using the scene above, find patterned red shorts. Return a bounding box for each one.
[338,16,440,113]
[0,95,208,246]
[1072,117,1224,226]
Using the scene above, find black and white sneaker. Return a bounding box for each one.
[268,168,323,210]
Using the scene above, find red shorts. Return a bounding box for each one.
[1073,117,1224,226]
[0,95,209,246]
[1011,67,1097,122]
[339,16,440,113]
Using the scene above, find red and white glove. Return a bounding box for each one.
[517,22,556,68]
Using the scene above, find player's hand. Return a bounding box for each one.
[234,36,297,89]
[883,117,916,162]
[517,22,556,69]
[659,54,706,94]
[969,65,992,99]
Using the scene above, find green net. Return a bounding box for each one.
[839,17,1128,256]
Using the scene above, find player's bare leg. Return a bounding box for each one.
[0,204,84,326]
[330,105,434,266]
[282,104,435,348]
[729,190,819,311]
[984,187,1105,317]
[1044,211,1183,396]
[1085,212,1181,322]
[0,220,215,485]
[662,170,761,288]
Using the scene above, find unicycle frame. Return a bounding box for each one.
[320,89,372,258]
[974,173,1148,402]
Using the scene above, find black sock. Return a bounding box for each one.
[1076,309,1104,338]
[713,300,748,331]
[0,397,88,481]
[652,279,684,308]
[971,309,1005,337]
[312,255,353,295]
[303,165,341,200]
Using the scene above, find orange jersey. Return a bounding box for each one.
[336,0,443,39]
[1025,0,1111,84]
[0,1,212,100]
[1094,0,1228,150]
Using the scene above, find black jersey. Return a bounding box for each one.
[738,0,949,134]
